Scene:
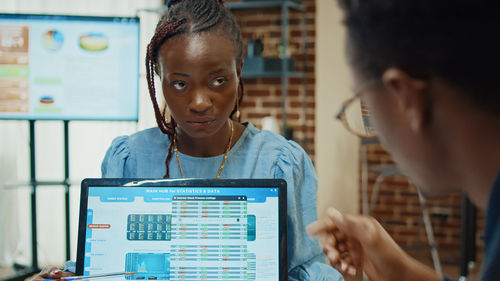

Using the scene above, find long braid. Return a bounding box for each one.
[163,118,177,178]
[145,19,185,135]
[145,19,185,178]
[146,0,245,178]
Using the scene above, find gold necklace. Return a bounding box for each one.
[173,120,234,179]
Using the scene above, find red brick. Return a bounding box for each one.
[240,101,256,107]
[247,113,270,119]
[259,77,282,84]
[291,30,315,37]
[262,101,282,108]
[246,90,270,97]
[245,19,272,27]
[290,77,315,84]
[290,101,315,108]
[287,89,300,97]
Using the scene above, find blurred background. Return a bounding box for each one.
[0,0,483,280]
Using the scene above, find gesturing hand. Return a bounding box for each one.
[307,207,441,281]
[31,266,75,281]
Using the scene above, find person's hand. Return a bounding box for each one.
[31,266,75,281]
[306,207,441,281]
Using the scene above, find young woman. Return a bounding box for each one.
[34,1,343,280]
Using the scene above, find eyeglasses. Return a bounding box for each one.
[335,80,379,139]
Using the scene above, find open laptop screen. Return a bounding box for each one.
[77,179,287,281]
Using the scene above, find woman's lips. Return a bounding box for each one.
[186,118,216,129]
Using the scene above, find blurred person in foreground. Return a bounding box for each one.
[307,0,500,280]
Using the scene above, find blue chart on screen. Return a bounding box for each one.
[81,184,281,281]
[127,214,172,241]
[125,253,170,280]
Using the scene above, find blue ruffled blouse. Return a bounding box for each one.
[101,122,343,281]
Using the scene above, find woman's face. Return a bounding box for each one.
[157,32,240,139]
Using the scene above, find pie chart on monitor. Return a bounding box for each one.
[41,29,64,51]
[79,32,109,52]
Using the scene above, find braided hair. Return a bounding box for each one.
[145,0,245,178]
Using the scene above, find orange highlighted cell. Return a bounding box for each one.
[88,224,111,229]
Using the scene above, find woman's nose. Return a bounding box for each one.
[189,90,212,113]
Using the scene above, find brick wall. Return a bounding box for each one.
[227,0,316,156]
[363,144,485,271]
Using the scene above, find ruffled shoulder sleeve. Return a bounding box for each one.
[101,135,136,178]
[273,141,322,267]
[274,141,318,227]
[274,140,317,184]
[274,141,343,280]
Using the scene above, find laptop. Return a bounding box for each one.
[76,178,287,281]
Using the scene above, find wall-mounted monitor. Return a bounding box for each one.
[0,14,140,121]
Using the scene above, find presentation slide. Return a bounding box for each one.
[84,187,280,281]
[0,14,139,120]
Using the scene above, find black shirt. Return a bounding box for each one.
[444,171,500,281]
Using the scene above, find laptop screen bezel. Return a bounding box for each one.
[76,178,287,280]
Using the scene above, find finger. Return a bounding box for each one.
[331,262,344,276]
[39,266,55,276]
[337,242,348,253]
[322,232,337,247]
[340,252,353,265]
[39,267,63,278]
[327,208,375,242]
[306,218,337,237]
[326,208,345,228]
[326,250,340,265]
[48,269,64,278]
[306,220,324,237]
[323,245,341,264]
[333,228,346,242]
[347,265,357,276]
[338,251,357,275]
[346,239,364,266]
[60,271,75,278]
[340,260,349,274]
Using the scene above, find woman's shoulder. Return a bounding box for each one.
[240,122,315,182]
[244,122,286,144]
[129,126,166,141]
[127,127,169,150]
[242,122,309,160]
[105,127,169,157]
[102,127,168,177]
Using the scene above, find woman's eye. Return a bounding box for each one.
[170,81,186,90]
[211,77,228,87]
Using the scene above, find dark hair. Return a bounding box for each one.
[145,0,245,178]
[338,0,500,114]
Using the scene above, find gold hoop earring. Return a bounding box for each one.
[234,99,241,120]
